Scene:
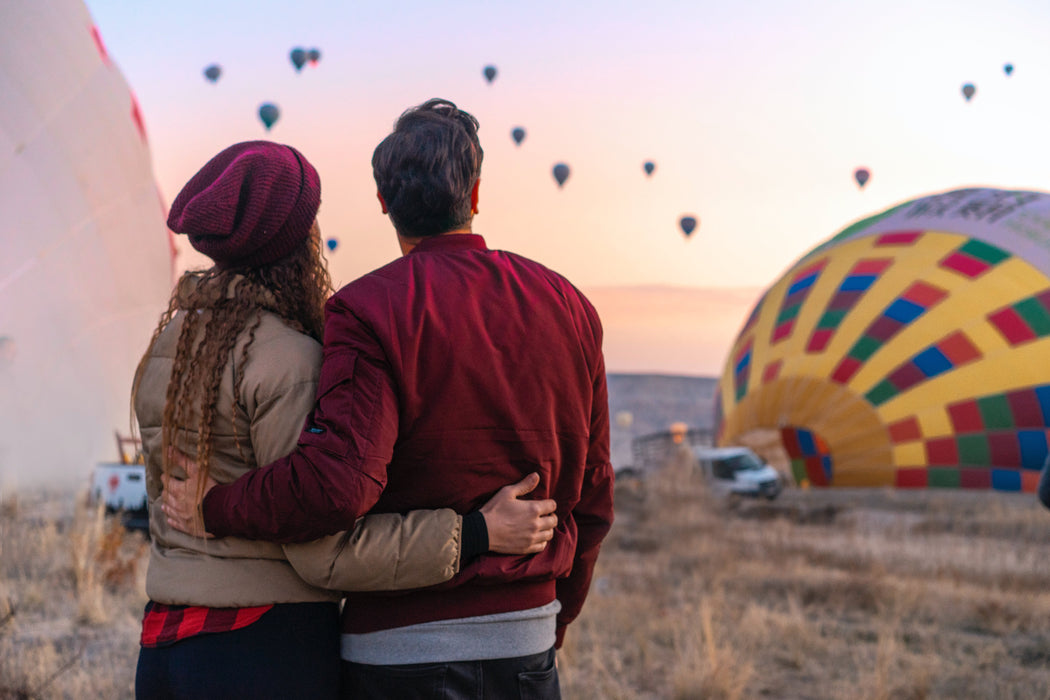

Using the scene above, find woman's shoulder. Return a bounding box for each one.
[251,311,321,348]
[241,311,323,384]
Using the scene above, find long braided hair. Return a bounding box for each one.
[132,222,333,504]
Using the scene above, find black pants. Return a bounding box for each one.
[341,647,559,700]
[135,602,340,700]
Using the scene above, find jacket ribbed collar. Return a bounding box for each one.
[408,233,488,255]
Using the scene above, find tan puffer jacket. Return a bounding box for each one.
[135,282,461,607]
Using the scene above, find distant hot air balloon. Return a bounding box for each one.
[326,238,338,252]
[854,167,870,189]
[643,161,655,176]
[290,48,307,72]
[483,65,497,83]
[1004,63,1014,77]
[203,64,221,83]
[962,83,976,101]
[679,216,697,237]
[511,127,526,146]
[258,102,280,130]
[308,48,321,65]
[552,163,570,188]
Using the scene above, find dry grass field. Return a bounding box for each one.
[3,464,1050,699]
[561,461,1050,699]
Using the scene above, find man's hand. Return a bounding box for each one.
[480,473,557,554]
[160,453,218,539]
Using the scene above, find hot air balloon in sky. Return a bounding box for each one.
[203,64,221,82]
[483,65,497,83]
[1004,63,1014,76]
[308,48,321,65]
[1,0,173,488]
[679,216,697,237]
[962,83,976,101]
[644,161,656,176]
[854,167,870,189]
[716,188,1050,494]
[552,163,570,187]
[290,47,307,72]
[511,127,526,145]
[326,237,338,252]
[258,102,280,130]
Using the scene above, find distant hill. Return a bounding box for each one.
[607,373,718,470]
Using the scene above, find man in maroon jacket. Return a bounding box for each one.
[165,98,614,698]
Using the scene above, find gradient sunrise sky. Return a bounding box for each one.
[83,0,1050,374]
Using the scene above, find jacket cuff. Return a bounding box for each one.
[555,624,566,649]
[201,484,232,537]
[460,511,489,563]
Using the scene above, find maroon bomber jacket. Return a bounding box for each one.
[203,233,615,646]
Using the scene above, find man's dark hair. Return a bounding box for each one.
[372,98,484,238]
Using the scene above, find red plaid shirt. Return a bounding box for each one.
[140,601,272,648]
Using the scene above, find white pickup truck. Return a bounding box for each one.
[90,433,148,531]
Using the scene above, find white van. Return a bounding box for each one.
[692,446,782,500]
[89,434,149,531]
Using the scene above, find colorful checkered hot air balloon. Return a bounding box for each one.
[716,188,1050,494]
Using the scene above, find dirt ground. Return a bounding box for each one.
[3,470,1050,699]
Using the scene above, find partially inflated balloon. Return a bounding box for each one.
[1,0,174,487]
[203,64,221,83]
[308,48,321,65]
[258,103,279,130]
[716,188,1050,494]
[290,48,307,72]
[326,238,338,252]
[483,65,497,83]
[643,161,655,176]
[679,216,697,237]
[962,83,976,101]
[552,163,570,187]
[854,168,870,189]
[511,127,526,145]
[1004,63,1014,77]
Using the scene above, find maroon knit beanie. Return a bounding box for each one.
[167,141,321,269]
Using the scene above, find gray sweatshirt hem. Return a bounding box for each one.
[341,600,561,664]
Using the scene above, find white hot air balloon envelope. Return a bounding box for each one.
[0,0,174,490]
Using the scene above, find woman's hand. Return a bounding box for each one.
[480,473,558,554]
[160,453,218,538]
